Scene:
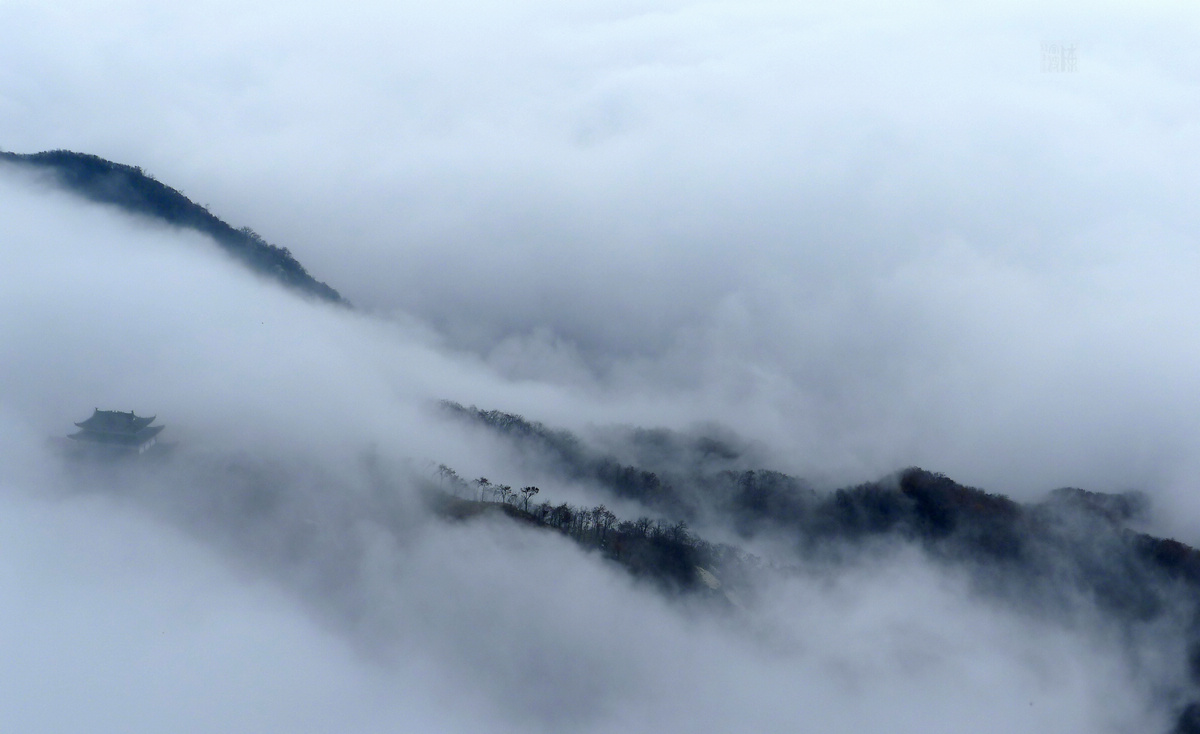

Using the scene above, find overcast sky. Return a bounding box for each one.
[4,0,1198,497]
[2,1,1200,732]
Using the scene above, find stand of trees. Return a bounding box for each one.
[430,464,745,593]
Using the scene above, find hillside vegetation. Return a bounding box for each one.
[439,401,1200,731]
[0,150,346,304]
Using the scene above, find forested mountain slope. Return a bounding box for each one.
[0,149,345,304]
[440,401,1200,734]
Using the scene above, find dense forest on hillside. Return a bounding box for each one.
[438,401,1200,733]
[425,469,750,599]
[0,150,345,304]
[438,402,1200,604]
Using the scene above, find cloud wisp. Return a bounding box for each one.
[3,2,1200,731]
[2,163,1197,733]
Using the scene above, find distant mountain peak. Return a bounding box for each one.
[0,149,347,305]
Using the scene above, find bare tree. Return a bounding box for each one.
[520,486,540,511]
[667,520,689,544]
[496,485,513,505]
[633,517,654,538]
[654,518,673,539]
[549,503,573,529]
[438,464,465,496]
[594,505,617,541]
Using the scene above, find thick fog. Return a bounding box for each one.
[3,0,1198,498]
[3,1,1200,732]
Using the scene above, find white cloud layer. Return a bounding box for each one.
[3,1,1200,731]
[5,0,1198,496]
[0,155,1189,734]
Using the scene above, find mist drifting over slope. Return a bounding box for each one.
[3,1,1200,732]
[4,0,1199,497]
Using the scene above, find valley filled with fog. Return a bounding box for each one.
[3,2,1200,732]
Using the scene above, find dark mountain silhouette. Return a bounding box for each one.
[426,490,727,596]
[0,149,346,304]
[441,401,1200,732]
[442,401,1196,600]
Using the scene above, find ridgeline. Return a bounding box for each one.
[0,149,346,305]
[438,401,1200,734]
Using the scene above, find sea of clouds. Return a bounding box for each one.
[2,1,1199,731]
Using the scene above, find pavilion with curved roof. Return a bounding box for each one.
[68,409,164,454]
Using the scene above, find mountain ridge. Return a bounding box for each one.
[439,400,1200,734]
[0,149,346,305]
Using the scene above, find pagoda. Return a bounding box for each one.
[68,409,164,455]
